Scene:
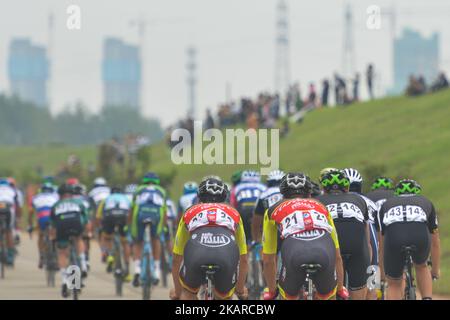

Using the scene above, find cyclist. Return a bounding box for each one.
[49,184,89,298]
[124,184,138,203]
[262,172,345,300]
[342,168,380,300]
[28,182,60,268]
[366,176,396,209]
[7,177,23,245]
[230,170,266,244]
[88,177,111,262]
[73,183,94,270]
[170,177,248,300]
[165,196,178,250]
[177,182,198,223]
[317,169,371,300]
[0,178,20,265]
[378,179,440,300]
[130,172,167,287]
[96,186,132,281]
[251,169,284,243]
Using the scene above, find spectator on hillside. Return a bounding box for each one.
[294,83,303,112]
[430,72,449,92]
[353,73,360,102]
[321,79,330,106]
[271,94,280,119]
[306,83,317,108]
[366,64,374,99]
[334,73,346,105]
[246,112,259,130]
[406,75,426,96]
[205,108,215,130]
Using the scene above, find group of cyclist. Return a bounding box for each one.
[0,165,441,300]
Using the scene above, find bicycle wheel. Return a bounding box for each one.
[114,235,123,297]
[0,222,6,279]
[142,251,152,300]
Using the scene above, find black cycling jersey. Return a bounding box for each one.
[377,194,438,235]
[365,189,395,209]
[254,186,283,216]
[316,192,369,223]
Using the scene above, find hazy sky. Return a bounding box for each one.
[1,0,449,125]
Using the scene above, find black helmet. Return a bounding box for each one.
[310,180,322,197]
[320,170,350,193]
[72,184,86,196]
[395,179,422,195]
[198,177,228,203]
[58,183,73,197]
[111,186,122,194]
[279,172,311,198]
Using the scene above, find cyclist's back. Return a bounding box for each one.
[32,188,59,231]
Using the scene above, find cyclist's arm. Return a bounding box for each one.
[171,253,183,298]
[235,218,248,294]
[430,205,440,278]
[95,200,104,229]
[262,210,277,293]
[172,219,189,298]
[28,203,35,228]
[326,212,344,290]
[252,198,265,242]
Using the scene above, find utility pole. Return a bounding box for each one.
[186,46,197,119]
[130,17,148,114]
[274,0,290,95]
[47,11,55,111]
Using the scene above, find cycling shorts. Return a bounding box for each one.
[278,231,337,299]
[0,203,13,231]
[136,210,160,242]
[335,220,371,291]
[383,222,431,280]
[54,218,84,249]
[102,212,128,237]
[179,226,240,299]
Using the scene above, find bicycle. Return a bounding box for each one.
[0,208,8,279]
[300,264,322,300]
[338,253,352,300]
[111,224,127,297]
[200,264,220,300]
[68,235,82,300]
[42,228,58,287]
[141,218,157,300]
[248,242,264,300]
[402,245,417,300]
[159,229,172,289]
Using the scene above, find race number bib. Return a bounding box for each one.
[136,191,164,206]
[279,210,331,239]
[326,202,365,222]
[265,193,283,208]
[383,205,427,226]
[186,208,235,232]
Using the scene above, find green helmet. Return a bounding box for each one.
[395,179,422,195]
[319,167,338,181]
[141,172,160,185]
[320,170,350,192]
[371,177,394,190]
[231,170,242,185]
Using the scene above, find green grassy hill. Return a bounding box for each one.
[1,89,449,293]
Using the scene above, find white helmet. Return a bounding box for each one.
[240,170,261,183]
[342,168,362,184]
[94,177,107,186]
[267,170,285,183]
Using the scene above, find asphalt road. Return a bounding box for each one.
[0,233,171,300]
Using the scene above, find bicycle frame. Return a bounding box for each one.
[403,248,416,300]
[141,222,155,300]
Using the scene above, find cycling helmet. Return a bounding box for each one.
[41,182,55,193]
[111,186,122,194]
[94,177,107,186]
[231,170,243,186]
[183,181,198,194]
[43,175,55,184]
[279,172,311,198]
[0,178,9,186]
[319,167,338,181]
[73,184,87,195]
[320,170,350,192]
[198,177,228,203]
[371,177,394,190]
[240,170,261,183]
[395,179,422,195]
[267,170,285,187]
[343,168,363,193]
[125,184,138,194]
[66,177,80,186]
[58,183,73,197]
[202,175,222,182]
[141,172,160,185]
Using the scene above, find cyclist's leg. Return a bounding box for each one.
[102,216,115,270]
[277,237,306,300]
[132,215,145,283]
[383,225,407,300]
[366,222,379,300]
[411,225,432,299]
[37,217,50,267]
[313,234,338,300]
[149,214,162,279]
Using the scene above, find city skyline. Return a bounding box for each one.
[0,0,449,125]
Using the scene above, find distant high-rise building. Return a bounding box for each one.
[102,37,141,109]
[392,28,440,94]
[8,38,49,107]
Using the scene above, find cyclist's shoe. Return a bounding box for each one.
[152,267,161,286]
[86,261,91,272]
[263,287,278,300]
[132,273,140,287]
[337,287,350,300]
[106,255,114,273]
[81,270,88,279]
[61,284,69,298]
